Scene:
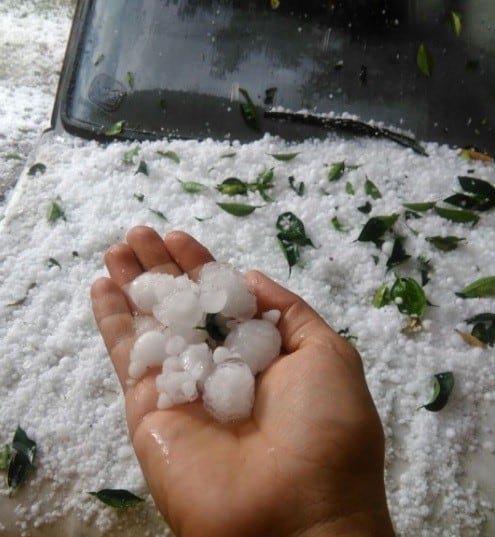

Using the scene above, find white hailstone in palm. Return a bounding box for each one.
[129,331,169,379]
[125,272,175,314]
[212,345,237,364]
[153,285,203,330]
[199,263,257,320]
[156,370,198,409]
[166,334,187,356]
[134,314,163,337]
[262,309,281,325]
[203,360,255,422]
[180,343,214,387]
[224,319,281,374]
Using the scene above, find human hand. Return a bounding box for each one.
[91,226,395,537]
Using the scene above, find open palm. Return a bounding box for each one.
[91,226,395,537]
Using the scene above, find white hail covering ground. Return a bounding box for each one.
[0,2,494,537]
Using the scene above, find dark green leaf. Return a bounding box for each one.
[126,71,134,89]
[338,328,357,343]
[135,160,149,176]
[12,427,36,465]
[465,313,495,324]
[220,152,236,159]
[217,202,258,217]
[276,212,314,246]
[417,256,433,286]
[0,445,10,470]
[123,147,140,164]
[47,258,61,269]
[288,176,304,196]
[8,451,35,491]
[331,216,348,232]
[327,161,345,182]
[417,43,433,77]
[104,120,124,136]
[255,168,274,187]
[357,214,399,246]
[157,150,180,163]
[269,152,298,161]
[434,206,479,224]
[216,178,248,196]
[133,193,144,202]
[4,152,23,160]
[466,313,495,346]
[364,179,382,199]
[386,237,410,270]
[94,54,105,66]
[443,193,492,211]
[373,283,391,308]
[390,277,427,317]
[179,180,206,193]
[264,86,277,105]
[422,372,455,412]
[450,11,462,36]
[357,201,372,214]
[403,201,436,212]
[89,489,145,509]
[277,237,300,274]
[456,276,495,298]
[201,313,227,342]
[458,176,495,202]
[426,236,465,252]
[47,201,65,222]
[404,210,422,220]
[239,88,260,131]
[28,163,46,176]
[345,182,355,195]
[148,209,167,221]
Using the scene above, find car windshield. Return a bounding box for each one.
[60,0,495,151]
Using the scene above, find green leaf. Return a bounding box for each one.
[357,201,372,214]
[422,372,455,411]
[47,257,61,269]
[345,182,355,195]
[403,201,436,212]
[104,120,124,136]
[133,193,144,202]
[269,152,299,161]
[417,43,433,77]
[123,147,140,164]
[179,180,206,193]
[450,11,462,37]
[216,178,248,196]
[0,445,10,470]
[466,313,495,346]
[434,206,479,224]
[217,202,258,217]
[239,88,261,131]
[94,53,105,66]
[373,283,391,308]
[126,71,134,89]
[149,209,167,221]
[89,489,145,509]
[46,201,65,222]
[458,176,495,203]
[357,214,399,246]
[331,216,348,232]
[220,152,236,159]
[426,236,465,252]
[277,237,300,274]
[276,212,314,246]
[12,427,36,465]
[4,152,23,160]
[157,150,180,163]
[390,277,427,318]
[288,176,304,196]
[28,163,47,176]
[327,161,345,182]
[417,256,433,286]
[443,193,491,211]
[251,169,275,201]
[7,427,37,492]
[386,237,410,270]
[364,178,382,199]
[135,160,149,176]
[456,276,495,298]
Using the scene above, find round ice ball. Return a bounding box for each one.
[134,314,163,337]
[129,331,169,379]
[199,263,256,320]
[156,370,198,405]
[224,319,281,374]
[125,272,175,314]
[153,287,203,329]
[180,343,214,387]
[203,360,255,422]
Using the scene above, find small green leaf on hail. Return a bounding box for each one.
[104,120,124,136]
[7,427,37,492]
[47,201,65,222]
[357,201,372,214]
[0,445,10,470]
[373,283,391,308]
[426,236,465,252]
[47,258,61,269]
[179,180,206,193]
[331,216,348,232]
[357,214,399,246]
[364,178,382,199]
[217,202,258,217]
[220,151,237,159]
[417,43,433,77]
[402,201,436,212]
[327,161,346,182]
[276,212,314,246]
[434,206,479,225]
[390,277,427,318]
[450,11,462,37]
[12,427,36,464]
[269,152,299,161]
[465,313,495,346]
[133,193,144,202]
[123,147,140,164]
[135,160,149,176]
[157,150,180,163]
[148,209,167,221]
[386,237,410,270]
[239,88,261,131]
[89,489,145,509]
[345,182,355,195]
[28,163,47,176]
[94,54,105,66]
[288,176,304,196]
[126,71,134,89]
[216,178,248,196]
[456,276,495,298]
[422,372,455,412]
[277,238,300,274]
[458,176,495,203]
